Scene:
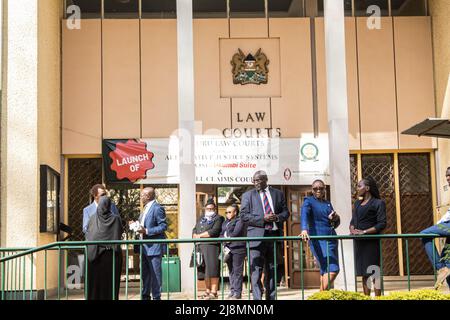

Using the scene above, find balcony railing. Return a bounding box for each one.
[0,234,444,300]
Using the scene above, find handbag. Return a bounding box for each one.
[189,247,204,268]
[219,246,231,264]
[330,213,341,229]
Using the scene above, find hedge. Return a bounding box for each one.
[307,289,450,300]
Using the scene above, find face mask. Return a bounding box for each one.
[205,211,215,218]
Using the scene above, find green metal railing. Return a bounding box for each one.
[0,234,443,300]
[0,248,31,300]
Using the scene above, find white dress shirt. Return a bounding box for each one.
[438,208,450,224]
[259,187,278,231]
[140,200,155,237]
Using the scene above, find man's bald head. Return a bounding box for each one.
[252,170,268,191]
[141,187,156,205]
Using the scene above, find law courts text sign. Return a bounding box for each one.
[103,136,330,185]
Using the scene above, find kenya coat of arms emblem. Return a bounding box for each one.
[231,48,269,85]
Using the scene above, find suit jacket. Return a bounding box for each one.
[192,214,225,246]
[350,198,386,233]
[82,202,119,236]
[220,216,247,253]
[137,201,168,256]
[240,187,290,248]
[301,196,337,236]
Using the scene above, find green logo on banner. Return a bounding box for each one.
[301,143,319,162]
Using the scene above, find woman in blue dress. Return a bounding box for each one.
[300,179,340,291]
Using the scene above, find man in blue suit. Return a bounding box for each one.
[240,171,290,300]
[82,184,119,236]
[136,187,167,300]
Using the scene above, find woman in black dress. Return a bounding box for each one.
[192,199,225,300]
[350,177,387,297]
[86,196,123,300]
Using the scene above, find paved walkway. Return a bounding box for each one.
[53,276,449,300]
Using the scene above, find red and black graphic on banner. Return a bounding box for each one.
[103,139,155,184]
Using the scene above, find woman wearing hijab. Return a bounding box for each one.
[350,177,387,297]
[86,195,123,300]
[300,179,341,291]
[192,199,225,300]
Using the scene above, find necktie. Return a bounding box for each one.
[263,190,273,230]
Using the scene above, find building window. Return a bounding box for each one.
[193,0,227,19]
[269,0,305,18]
[65,0,102,19]
[391,0,427,16]
[230,0,265,18]
[104,0,139,19]
[64,0,428,19]
[317,0,427,17]
[318,0,353,17]
[68,158,103,241]
[354,0,390,16]
[360,154,399,276]
[351,152,435,277]
[398,153,433,275]
[142,0,177,19]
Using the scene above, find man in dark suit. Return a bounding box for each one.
[135,187,168,300]
[240,171,290,300]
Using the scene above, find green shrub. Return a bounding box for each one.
[377,289,450,300]
[440,244,450,263]
[308,289,450,300]
[308,290,370,300]
[437,224,450,262]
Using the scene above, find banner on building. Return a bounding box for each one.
[103,136,330,185]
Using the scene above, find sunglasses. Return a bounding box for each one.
[313,187,325,191]
[226,211,234,214]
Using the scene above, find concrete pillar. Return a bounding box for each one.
[36,0,62,293]
[323,0,355,290]
[437,75,450,205]
[176,0,196,294]
[1,0,39,249]
[0,0,61,295]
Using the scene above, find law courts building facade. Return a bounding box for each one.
[1,0,450,295]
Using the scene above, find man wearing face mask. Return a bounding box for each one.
[240,171,290,300]
[192,199,225,300]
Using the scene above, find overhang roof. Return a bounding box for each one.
[401,118,450,139]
